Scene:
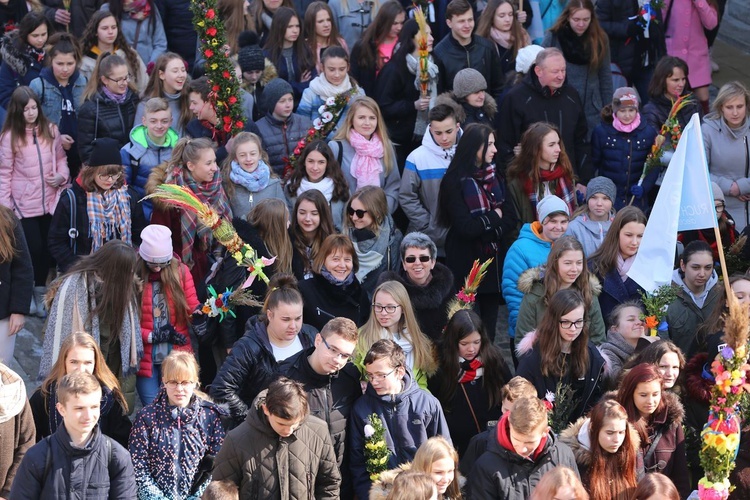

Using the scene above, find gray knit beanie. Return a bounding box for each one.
[260,78,293,114]
[453,68,487,99]
[586,176,617,203]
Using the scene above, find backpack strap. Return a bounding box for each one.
[336,140,343,167]
[65,188,78,255]
[42,436,52,480]
[128,153,140,186]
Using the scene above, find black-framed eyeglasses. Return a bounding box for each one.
[715,203,725,213]
[347,207,368,218]
[321,336,353,361]
[146,259,172,268]
[105,74,132,85]
[404,255,431,264]
[559,319,586,329]
[97,172,122,181]
[364,367,397,382]
[372,304,400,314]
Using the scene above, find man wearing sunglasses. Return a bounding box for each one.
[277,317,362,498]
[399,103,462,257]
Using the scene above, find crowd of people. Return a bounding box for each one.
[0,0,745,497]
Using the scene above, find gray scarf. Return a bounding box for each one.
[351,215,393,283]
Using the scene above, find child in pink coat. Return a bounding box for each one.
[0,86,68,317]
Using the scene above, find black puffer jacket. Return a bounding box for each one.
[374,57,419,145]
[432,34,504,100]
[212,389,341,499]
[0,213,32,320]
[255,112,313,176]
[209,315,317,426]
[47,179,146,273]
[77,90,139,164]
[278,348,362,498]
[10,424,136,498]
[596,0,666,81]
[468,412,578,499]
[377,263,454,342]
[298,272,371,331]
[497,70,592,181]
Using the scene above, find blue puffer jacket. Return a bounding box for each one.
[501,222,552,338]
[121,125,179,221]
[129,389,226,499]
[349,369,451,500]
[591,118,658,210]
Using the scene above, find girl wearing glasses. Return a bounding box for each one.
[343,186,402,298]
[428,309,511,456]
[0,85,68,317]
[616,363,689,498]
[134,224,198,406]
[30,331,132,447]
[77,52,140,164]
[516,235,606,345]
[129,351,225,499]
[285,140,350,230]
[79,11,147,93]
[356,280,436,389]
[48,137,145,273]
[516,288,608,429]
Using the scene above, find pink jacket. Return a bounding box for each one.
[0,125,68,218]
[663,0,718,89]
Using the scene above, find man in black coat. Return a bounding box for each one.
[278,317,362,498]
[433,0,504,101]
[497,47,592,189]
[10,372,136,499]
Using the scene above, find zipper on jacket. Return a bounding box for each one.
[324,376,332,429]
[33,130,46,211]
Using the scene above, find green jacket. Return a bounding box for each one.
[665,279,721,354]
[515,266,606,345]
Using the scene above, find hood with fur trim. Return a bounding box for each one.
[650,389,685,432]
[517,265,602,296]
[0,30,38,76]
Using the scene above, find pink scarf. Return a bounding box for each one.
[349,130,384,191]
[617,253,636,282]
[613,113,641,133]
[490,27,513,48]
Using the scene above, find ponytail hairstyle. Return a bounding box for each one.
[286,139,350,202]
[248,199,293,274]
[81,11,143,89]
[164,137,215,175]
[46,32,82,66]
[0,86,55,153]
[261,273,303,324]
[543,236,593,307]
[264,7,315,78]
[535,289,590,378]
[82,52,136,100]
[587,398,639,500]
[142,52,191,132]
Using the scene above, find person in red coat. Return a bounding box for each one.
[135,224,199,405]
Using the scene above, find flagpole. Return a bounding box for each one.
[714,217,734,300]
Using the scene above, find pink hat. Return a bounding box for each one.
[139,225,173,263]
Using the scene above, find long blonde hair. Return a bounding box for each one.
[357,280,436,375]
[41,332,128,412]
[248,199,293,274]
[412,437,462,499]
[333,96,396,175]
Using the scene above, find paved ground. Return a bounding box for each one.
[11,37,750,396]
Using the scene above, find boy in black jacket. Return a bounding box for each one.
[11,372,136,498]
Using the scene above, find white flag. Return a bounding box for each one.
[627,113,716,291]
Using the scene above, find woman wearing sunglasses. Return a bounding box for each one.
[377,232,454,341]
[49,137,145,273]
[343,186,402,299]
[134,224,198,406]
[354,280,436,389]
[516,288,607,430]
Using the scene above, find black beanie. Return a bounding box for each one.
[237,31,265,73]
[88,138,123,167]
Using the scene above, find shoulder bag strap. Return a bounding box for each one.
[643,431,663,470]
[66,188,78,254]
[460,383,482,434]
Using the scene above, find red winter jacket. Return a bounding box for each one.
[138,261,199,377]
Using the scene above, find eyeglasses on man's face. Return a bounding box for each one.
[321,336,353,362]
[364,367,398,382]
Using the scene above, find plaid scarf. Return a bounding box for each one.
[524,166,576,219]
[458,357,484,383]
[86,186,132,252]
[462,163,504,217]
[122,0,152,20]
[166,167,232,267]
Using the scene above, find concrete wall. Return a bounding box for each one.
[719,0,750,53]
